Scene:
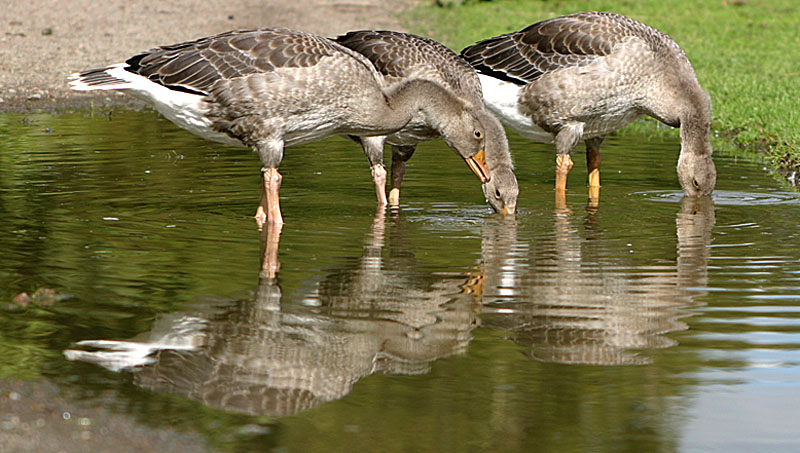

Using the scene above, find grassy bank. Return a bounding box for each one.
[403,0,800,180]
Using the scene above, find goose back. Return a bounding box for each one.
[336,30,483,103]
[461,11,680,86]
[125,28,393,148]
[462,12,702,139]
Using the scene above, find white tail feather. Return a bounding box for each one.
[68,64,243,146]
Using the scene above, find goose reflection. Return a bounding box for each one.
[64,209,479,416]
[477,197,715,365]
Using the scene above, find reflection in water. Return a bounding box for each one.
[66,209,478,416]
[260,222,282,279]
[477,197,715,365]
[65,197,714,416]
[5,110,795,449]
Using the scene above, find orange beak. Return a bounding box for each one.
[465,149,490,183]
[499,206,515,215]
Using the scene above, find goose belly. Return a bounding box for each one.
[582,110,642,138]
[478,74,554,144]
[283,121,341,147]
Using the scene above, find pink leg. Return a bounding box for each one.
[255,168,283,228]
[255,178,268,226]
[371,164,388,207]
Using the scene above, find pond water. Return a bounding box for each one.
[1,109,799,451]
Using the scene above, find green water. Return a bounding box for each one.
[1,109,799,451]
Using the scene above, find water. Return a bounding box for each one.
[1,109,799,451]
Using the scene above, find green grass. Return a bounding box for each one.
[402,0,800,175]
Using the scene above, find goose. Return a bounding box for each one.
[69,28,492,226]
[335,30,518,214]
[461,11,716,203]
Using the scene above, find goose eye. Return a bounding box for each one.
[692,178,700,189]
[474,130,483,139]
[495,188,501,198]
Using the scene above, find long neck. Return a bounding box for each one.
[482,112,513,172]
[679,88,713,157]
[380,79,463,132]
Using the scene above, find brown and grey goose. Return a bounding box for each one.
[69,28,491,226]
[335,30,518,214]
[461,11,716,204]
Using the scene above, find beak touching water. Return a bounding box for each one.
[465,149,490,183]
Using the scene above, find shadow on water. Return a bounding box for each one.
[2,109,800,450]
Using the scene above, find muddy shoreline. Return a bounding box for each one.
[1,0,411,112]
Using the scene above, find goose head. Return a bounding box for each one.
[677,95,717,197]
[677,152,716,197]
[483,166,518,214]
[391,79,491,182]
[437,109,490,184]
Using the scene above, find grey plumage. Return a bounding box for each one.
[70,28,492,226]
[335,30,518,214]
[461,11,716,198]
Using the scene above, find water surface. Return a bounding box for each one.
[1,109,799,451]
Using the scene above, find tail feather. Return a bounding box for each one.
[68,63,137,91]
[68,62,242,147]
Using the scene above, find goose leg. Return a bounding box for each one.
[371,165,388,206]
[260,168,283,227]
[555,154,573,213]
[254,141,285,228]
[255,179,269,225]
[585,136,604,208]
[389,145,417,206]
[555,154,574,192]
[357,136,389,206]
[554,124,583,212]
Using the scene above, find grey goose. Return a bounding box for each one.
[335,30,518,215]
[461,11,716,205]
[69,28,491,226]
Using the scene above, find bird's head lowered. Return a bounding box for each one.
[483,166,518,214]
[677,92,716,197]
[438,109,491,184]
[678,152,716,197]
[480,111,518,215]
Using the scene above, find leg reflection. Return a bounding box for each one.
[585,137,604,210]
[259,221,283,280]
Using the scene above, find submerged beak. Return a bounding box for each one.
[465,149,490,183]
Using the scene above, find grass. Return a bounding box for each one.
[402,0,800,178]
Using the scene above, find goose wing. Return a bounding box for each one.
[335,30,483,103]
[461,11,655,85]
[125,28,359,95]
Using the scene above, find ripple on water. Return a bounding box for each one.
[636,190,800,206]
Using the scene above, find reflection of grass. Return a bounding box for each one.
[403,0,800,177]
[0,309,62,379]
